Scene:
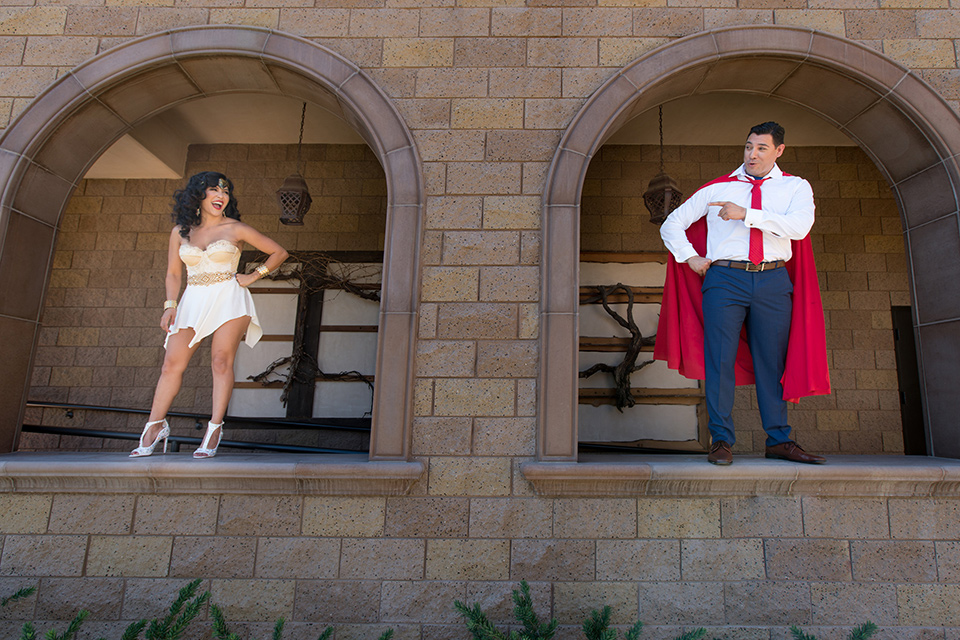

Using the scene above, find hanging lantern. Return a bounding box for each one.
[643,105,683,225]
[277,102,313,226]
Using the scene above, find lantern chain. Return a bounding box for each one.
[296,102,306,175]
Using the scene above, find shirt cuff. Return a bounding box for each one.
[743,207,762,228]
[674,248,699,264]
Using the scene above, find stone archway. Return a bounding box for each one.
[0,26,424,459]
[540,25,960,460]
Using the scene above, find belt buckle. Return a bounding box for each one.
[744,262,763,272]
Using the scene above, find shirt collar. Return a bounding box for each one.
[733,163,783,181]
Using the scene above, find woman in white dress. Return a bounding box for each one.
[130,172,288,459]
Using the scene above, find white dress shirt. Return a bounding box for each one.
[659,163,815,264]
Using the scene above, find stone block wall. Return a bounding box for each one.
[3,489,960,638]
[582,144,909,455]
[22,143,386,450]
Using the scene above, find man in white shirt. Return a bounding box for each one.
[659,121,826,465]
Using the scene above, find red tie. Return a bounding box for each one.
[747,177,767,265]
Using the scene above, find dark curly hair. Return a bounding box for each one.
[172,172,240,238]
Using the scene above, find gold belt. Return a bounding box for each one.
[187,271,235,286]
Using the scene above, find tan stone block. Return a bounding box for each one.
[881,0,947,7]
[422,230,443,265]
[704,8,773,28]
[771,8,845,33]
[384,38,455,67]
[918,9,960,37]
[856,369,899,389]
[135,8,210,34]
[380,580,465,624]
[563,7,631,35]
[217,495,302,536]
[65,7,137,35]
[527,37,597,67]
[599,37,672,66]
[341,538,425,579]
[22,35,97,65]
[434,379,515,417]
[891,499,960,539]
[519,303,539,340]
[396,98,451,129]
[636,497,720,538]
[476,340,538,377]
[511,539,595,581]
[721,496,802,537]
[638,581,724,625]
[294,580,381,623]
[412,416,472,455]
[86,535,172,577]
[883,38,957,68]
[553,498,636,539]
[417,130,485,163]
[134,495,219,535]
[302,497,385,537]
[681,539,764,580]
[851,540,936,582]
[211,579,295,622]
[0,494,52,533]
[0,37,24,66]
[0,7,66,35]
[56,327,99,346]
[426,539,509,579]
[482,196,541,229]
[524,98,583,129]
[420,8,490,35]
[474,417,536,456]
[169,536,256,579]
[899,584,960,626]
[469,497,552,537]
[0,535,87,577]
[49,494,134,534]
[254,537,340,579]
[426,196,483,229]
[34,577,123,620]
[416,340,477,377]
[803,497,890,539]
[416,68,488,98]
[491,8,560,35]
[817,410,859,431]
[553,581,639,624]
[480,266,539,302]
[208,9,279,27]
[277,8,349,36]
[385,497,470,537]
[419,303,438,339]
[438,302,518,339]
[596,539,680,581]
[490,68,560,98]
[429,456,512,496]
[764,538,851,580]
[414,379,434,416]
[349,8,419,36]
[934,541,960,582]
[451,98,524,129]
[811,582,898,626]
[517,378,537,417]
[422,267,480,302]
[442,231,520,265]
[724,581,812,625]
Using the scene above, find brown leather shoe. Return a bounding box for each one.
[707,441,733,465]
[765,441,825,464]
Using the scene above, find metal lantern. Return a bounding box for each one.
[276,174,313,226]
[277,102,313,226]
[643,105,683,225]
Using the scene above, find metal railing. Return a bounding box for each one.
[23,401,370,454]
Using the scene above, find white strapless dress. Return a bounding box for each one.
[165,239,262,349]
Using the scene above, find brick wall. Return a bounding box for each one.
[23,144,386,449]
[582,144,908,455]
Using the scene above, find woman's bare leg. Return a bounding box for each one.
[141,328,199,444]
[206,316,251,445]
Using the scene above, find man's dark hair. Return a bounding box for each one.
[748,121,785,147]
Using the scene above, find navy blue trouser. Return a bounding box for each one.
[701,265,793,447]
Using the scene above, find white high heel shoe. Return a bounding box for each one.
[193,421,223,459]
[129,419,170,458]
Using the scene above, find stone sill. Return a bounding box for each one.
[0,452,424,495]
[522,454,960,498]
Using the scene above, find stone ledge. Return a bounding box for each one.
[521,454,960,497]
[0,452,424,495]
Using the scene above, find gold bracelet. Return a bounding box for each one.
[163,300,178,310]
[255,264,270,278]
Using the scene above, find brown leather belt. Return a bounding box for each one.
[712,259,785,272]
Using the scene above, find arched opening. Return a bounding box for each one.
[0,26,424,460]
[540,26,960,460]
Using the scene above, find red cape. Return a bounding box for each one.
[652,176,831,403]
